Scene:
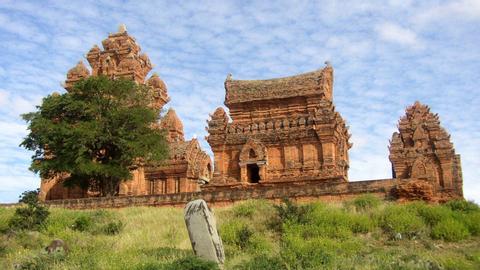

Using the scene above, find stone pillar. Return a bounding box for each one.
[259,164,267,182]
[322,141,335,167]
[240,164,247,183]
[166,178,176,194]
[302,143,316,169]
[440,160,453,188]
[184,199,225,266]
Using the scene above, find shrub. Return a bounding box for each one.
[134,262,164,270]
[233,202,256,218]
[409,202,453,227]
[281,235,335,269]
[379,205,426,239]
[102,220,124,235]
[351,194,381,211]
[14,252,66,270]
[15,231,43,249]
[0,208,14,233]
[462,212,480,236]
[164,255,219,270]
[350,214,375,234]
[0,236,9,257]
[247,234,273,254]
[220,221,253,250]
[237,226,254,249]
[431,219,469,242]
[18,189,41,205]
[308,206,356,239]
[72,215,93,232]
[71,210,123,235]
[274,198,313,225]
[280,235,361,269]
[445,200,480,213]
[141,247,190,261]
[233,255,286,270]
[8,189,49,231]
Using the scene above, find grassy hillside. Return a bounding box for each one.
[1,196,479,269]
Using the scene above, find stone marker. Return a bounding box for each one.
[184,199,225,265]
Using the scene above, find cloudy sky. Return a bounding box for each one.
[0,0,479,203]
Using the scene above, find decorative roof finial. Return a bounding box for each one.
[226,73,232,81]
[118,24,127,33]
[324,61,332,67]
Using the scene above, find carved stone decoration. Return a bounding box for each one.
[147,73,170,109]
[159,108,185,143]
[65,61,90,91]
[205,65,351,189]
[184,199,225,266]
[389,101,463,201]
[239,139,266,163]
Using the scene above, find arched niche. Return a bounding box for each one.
[239,139,267,183]
[410,156,441,186]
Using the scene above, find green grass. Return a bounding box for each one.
[1,199,479,269]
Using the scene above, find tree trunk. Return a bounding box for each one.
[101,178,119,197]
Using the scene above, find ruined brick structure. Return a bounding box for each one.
[389,102,463,202]
[205,66,351,188]
[39,25,212,201]
[118,108,212,196]
[39,26,463,205]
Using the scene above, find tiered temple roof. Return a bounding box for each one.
[64,25,169,110]
[225,66,333,105]
[389,101,463,201]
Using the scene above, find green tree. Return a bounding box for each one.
[20,76,169,196]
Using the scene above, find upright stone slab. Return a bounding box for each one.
[184,199,225,265]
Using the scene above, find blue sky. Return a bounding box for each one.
[0,0,479,203]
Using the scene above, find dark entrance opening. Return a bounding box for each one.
[247,164,260,183]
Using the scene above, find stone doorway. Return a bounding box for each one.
[247,164,260,183]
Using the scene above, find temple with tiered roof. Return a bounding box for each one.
[39,25,463,206]
[389,101,463,201]
[206,65,351,187]
[39,25,212,201]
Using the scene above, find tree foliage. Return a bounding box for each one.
[20,76,169,196]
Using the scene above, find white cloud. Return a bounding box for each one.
[0,89,8,106]
[376,22,423,49]
[415,0,480,26]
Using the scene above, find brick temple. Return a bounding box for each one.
[39,25,212,201]
[39,26,463,206]
[389,101,463,201]
[205,66,351,187]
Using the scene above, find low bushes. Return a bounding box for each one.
[379,205,426,239]
[431,219,470,242]
[8,189,49,231]
[350,194,381,211]
[408,202,453,226]
[1,197,479,269]
[220,220,272,255]
[14,252,67,270]
[71,210,124,235]
[445,200,480,212]
[233,255,286,270]
[163,255,219,270]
